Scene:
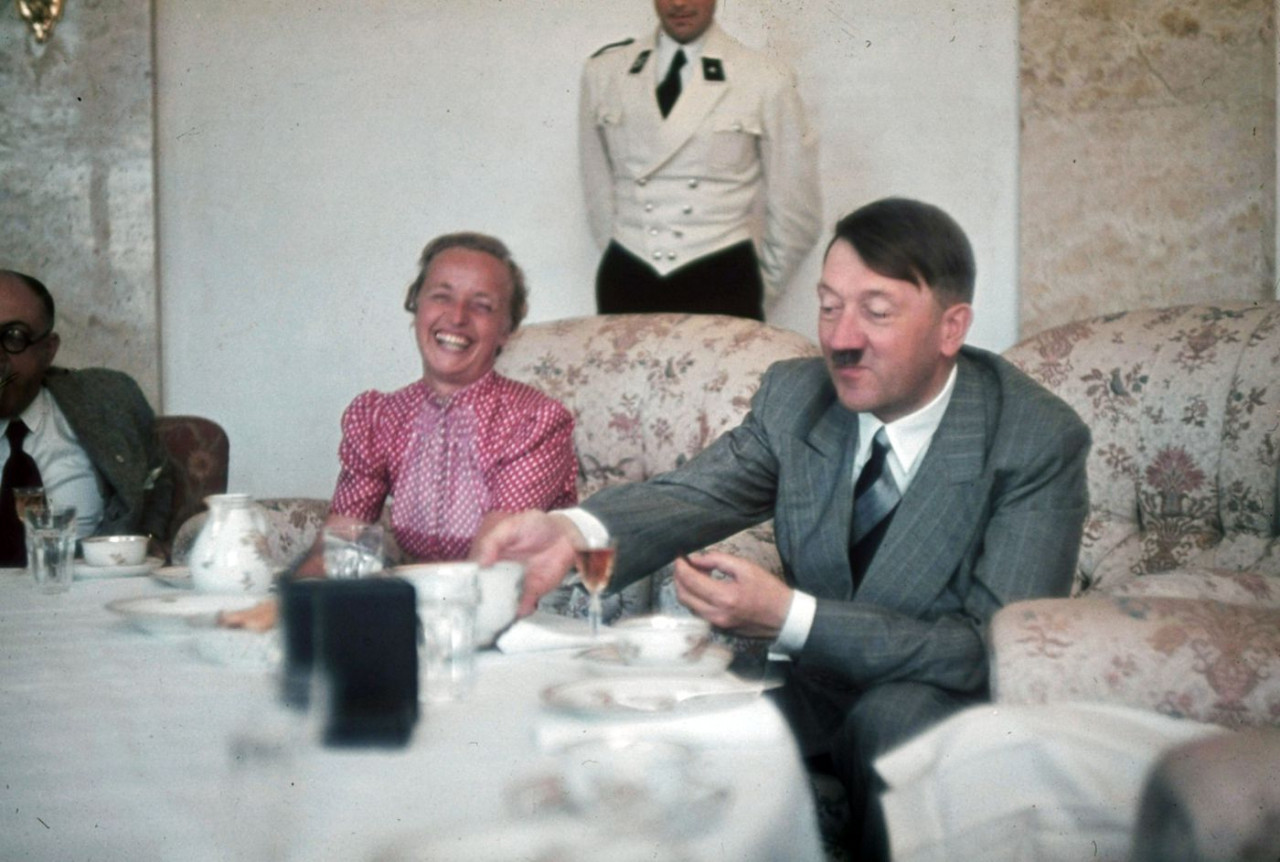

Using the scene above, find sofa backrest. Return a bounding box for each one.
[1004,303,1280,592]
[496,313,821,499]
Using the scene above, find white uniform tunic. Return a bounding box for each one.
[579,23,822,303]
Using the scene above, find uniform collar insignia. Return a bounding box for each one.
[701,56,725,81]
[628,50,651,74]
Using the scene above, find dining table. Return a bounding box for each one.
[0,566,825,861]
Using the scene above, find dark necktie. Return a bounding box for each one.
[1,420,44,566]
[656,49,687,118]
[849,428,901,587]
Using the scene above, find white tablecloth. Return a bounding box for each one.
[0,571,823,861]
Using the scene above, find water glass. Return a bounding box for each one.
[25,505,77,594]
[401,564,480,704]
[322,524,384,579]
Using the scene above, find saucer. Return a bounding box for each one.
[105,593,263,636]
[150,565,193,589]
[541,675,763,718]
[577,641,734,678]
[74,556,163,580]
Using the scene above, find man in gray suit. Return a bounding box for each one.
[0,270,171,564]
[475,198,1090,857]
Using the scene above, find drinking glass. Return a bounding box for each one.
[24,505,77,594]
[575,538,616,638]
[322,524,384,579]
[14,486,46,576]
[399,564,481,703]
[13,485,46,521]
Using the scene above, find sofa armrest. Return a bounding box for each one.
[989,595,1280,729]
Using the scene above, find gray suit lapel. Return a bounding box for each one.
[856,358,991,614]
[782,399,860,600]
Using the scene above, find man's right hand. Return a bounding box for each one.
[471,511,583,616]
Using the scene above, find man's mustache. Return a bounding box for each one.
[829,349,864,368]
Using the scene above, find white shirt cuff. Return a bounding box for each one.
[773,589,815,655]
[556,507,611,548]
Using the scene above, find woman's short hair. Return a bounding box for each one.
[403,232,529,331]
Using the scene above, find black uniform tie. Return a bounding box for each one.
[656,49,687,118]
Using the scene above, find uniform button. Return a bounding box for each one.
[652,251,663,261]
[687,179,698,189]
[733,121,743,132]
[667,252,677,261]
[673,230,684,238]
[637,178,648,187]
[649,228,659,236]
[644,203,654,212]
[682,205,693,214]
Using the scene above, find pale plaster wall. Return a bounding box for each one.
[0,0,159,404]
[1020,0,1276,337]
[155,1,1019,498]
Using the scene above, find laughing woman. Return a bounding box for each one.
[305,232,578,571]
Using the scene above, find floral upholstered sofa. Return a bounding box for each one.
[990,303,1280,729]
[175,314,820,619]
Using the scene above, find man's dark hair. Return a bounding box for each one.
[829,198,976,306]
[0,270,56,330]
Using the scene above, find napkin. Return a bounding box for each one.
[496,610,610,654]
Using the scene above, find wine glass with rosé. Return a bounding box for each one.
[575,538,616,638]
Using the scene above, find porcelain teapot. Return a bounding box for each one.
[188,493,274,593]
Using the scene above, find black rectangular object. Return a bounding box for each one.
[287,577,419,748]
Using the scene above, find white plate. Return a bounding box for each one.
[74,556,163,580]
[540,675,763,718]
[190,627,283,670]
[105,593,264,635]
[150,565,193,589]
[577,641,734,678]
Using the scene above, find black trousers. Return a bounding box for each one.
[595,240,765,321]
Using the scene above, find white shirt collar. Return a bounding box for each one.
[856,364,959,482]
[654,29,706,83]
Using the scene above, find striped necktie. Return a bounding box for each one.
[849,428,901,586]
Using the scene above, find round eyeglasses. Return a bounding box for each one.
[0,324,53,356]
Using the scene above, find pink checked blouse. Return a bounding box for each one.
[329,371,577,562]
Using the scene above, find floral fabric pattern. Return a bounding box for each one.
[993,303,1280,728]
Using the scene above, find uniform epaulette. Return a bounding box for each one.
[590,37,634,58]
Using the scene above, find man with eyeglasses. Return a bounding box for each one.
[0,270,171,564]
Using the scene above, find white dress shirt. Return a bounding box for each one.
[1,388,105,539]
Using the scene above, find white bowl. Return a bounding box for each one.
[614,615,712,666]
[82,534,148,567]
[393,562,523,647]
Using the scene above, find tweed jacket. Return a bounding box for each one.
[579,23,821,301]
[44,368,173,540]
[583,348,1091,697]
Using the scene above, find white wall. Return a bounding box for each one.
[156,0,1018,498]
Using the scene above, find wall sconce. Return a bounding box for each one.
[16,0,64,44]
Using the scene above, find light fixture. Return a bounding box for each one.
[16,0,64,44]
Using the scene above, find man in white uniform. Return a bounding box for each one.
[580,0,821,320]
